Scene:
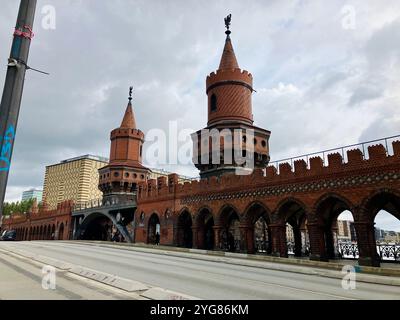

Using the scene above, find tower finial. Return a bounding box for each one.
[224,14,232,36]
[128,86,133,103]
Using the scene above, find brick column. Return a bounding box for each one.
[239,224,255,254]
[213,226,222,250]
[307,222,328,262]
[269,224,287,257]
[354,221,380,267]
[192,226,200,249]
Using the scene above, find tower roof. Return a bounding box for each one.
[218,35,239,70]
[120,102,137,129]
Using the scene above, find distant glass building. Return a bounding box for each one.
[21,189,43,202]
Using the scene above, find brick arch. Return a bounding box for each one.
[193,206,215,250]
[242,201,272,225]
[144,211,161,225]
[216,203,241,226]
[147,212,160,245]
[313,193,356,223]
[39,225,43,240]
[176,208,193,248]
[194,206,215,225]
[360,188,400,222]
[175,207,192,223]
[43,225,48,240]
[58,222,65,240]
[273,197,309,224]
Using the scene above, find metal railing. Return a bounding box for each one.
[338,243,400,262]
[219,239,241,252]
[255,239,270,253]
[73,197,136,212]
[269,134,400,173]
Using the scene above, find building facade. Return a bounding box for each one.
[22,189,43,202]
[43,155,108,209]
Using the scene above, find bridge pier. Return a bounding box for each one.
[307,222,328,262]
[354,221,381,267]
[269,224,287,257]
[239,224,254,254]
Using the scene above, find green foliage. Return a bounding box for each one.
[2,198,35,216]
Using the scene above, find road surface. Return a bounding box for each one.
[0,241,399,300]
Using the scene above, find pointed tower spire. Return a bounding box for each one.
[219,14,239,70]
[120,86,137,129]
[99,86,150,203]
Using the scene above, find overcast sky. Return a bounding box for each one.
[1,1,399,230]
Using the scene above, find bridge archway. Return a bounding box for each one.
[276,198,308,257]
[218,205,241,252]
[47,225,51,240]
[195,208,215,250]
[58,223,65,240]
[78,213,113,241]
[243,202,272,254]
[147,213,160,245]
[176,210,193,248]
[314,194,354,260]
[51,225,56,240]
[360,190,400,265]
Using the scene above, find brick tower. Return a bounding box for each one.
[192,15,271,178]
[98,87,150,204]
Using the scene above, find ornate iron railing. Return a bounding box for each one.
[73,197,136,212]
[287,242,295,255]
[338,243,400,262]
[219,239,241,252]
[255,239,270,253]
[269,134,400,173]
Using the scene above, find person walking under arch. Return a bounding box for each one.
[155,231,160,245]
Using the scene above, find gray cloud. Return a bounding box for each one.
[0,0,399,206]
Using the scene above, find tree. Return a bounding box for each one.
[2,199,35,216]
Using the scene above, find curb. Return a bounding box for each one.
[0,246,199,300]
[70,240,400,286]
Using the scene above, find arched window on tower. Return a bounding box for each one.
[210,94,217,112]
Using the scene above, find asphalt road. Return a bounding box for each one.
[0,241,399,300]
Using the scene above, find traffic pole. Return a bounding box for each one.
[0,0,37,224]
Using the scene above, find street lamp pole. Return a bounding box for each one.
[0,0,37,224]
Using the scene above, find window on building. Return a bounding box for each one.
[210,94,217,112]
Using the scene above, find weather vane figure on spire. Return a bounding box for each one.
[224,14,232,35]
[129,86,133,103]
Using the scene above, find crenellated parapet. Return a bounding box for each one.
[110,128,144,140]
[206,68,253,93]
[137,141,400,203]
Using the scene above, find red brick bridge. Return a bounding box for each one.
[135,139,400,267]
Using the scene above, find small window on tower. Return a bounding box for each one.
[210,94,217,112]
[140,146,143,157]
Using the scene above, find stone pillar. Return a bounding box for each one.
[239,224,254,254]
[307,222,328,262]
[269,224,287,257]
[354,221,380,267]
